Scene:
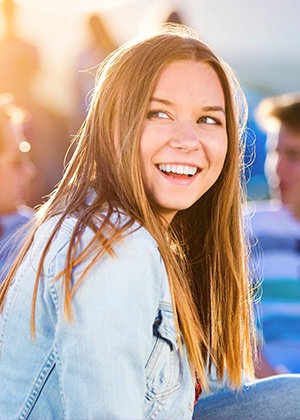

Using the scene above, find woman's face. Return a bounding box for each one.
[139,60,228,222]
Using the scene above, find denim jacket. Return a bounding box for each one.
[0,213,195,419]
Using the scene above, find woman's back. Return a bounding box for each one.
[0,213,195,418]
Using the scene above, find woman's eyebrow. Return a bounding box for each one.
[150,97,173,106]
[202,105,226,114]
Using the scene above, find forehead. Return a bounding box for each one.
[278,125,300,149]
[153,60,225,105]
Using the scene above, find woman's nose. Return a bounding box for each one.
[170,120,200,151]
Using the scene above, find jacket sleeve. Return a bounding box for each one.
[49,226,165,419]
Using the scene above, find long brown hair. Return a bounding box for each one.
[0,24,255,389]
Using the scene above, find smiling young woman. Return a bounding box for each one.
[1,23,299,420]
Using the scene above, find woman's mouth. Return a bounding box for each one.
[157,163,199,179]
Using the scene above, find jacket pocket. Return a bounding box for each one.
[145,306,182,400]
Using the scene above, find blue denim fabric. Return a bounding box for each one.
[193,374,300,420]
[0,214,195,419]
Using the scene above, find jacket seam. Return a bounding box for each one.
[18,349,56,420]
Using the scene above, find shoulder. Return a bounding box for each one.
[30,215,78,263]
[245,199,281,218]
[245,200,286,234]
[32,212,163,276]
[42,212,168,312]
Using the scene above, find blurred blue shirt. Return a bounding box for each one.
[0,206,33,281]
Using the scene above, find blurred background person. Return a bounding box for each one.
[0,0,70,208]
[73,13,118,131]
[164,9,184,24]
[248,92,300,377]
[0,94,35,279]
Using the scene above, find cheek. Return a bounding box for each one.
[211,139,228,171]
[139,131,155,167]
[139,122,165,152]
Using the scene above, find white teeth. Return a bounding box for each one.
[158,164,197,176]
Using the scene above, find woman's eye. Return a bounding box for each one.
[198,116,220,125]
[147,110,169,119]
